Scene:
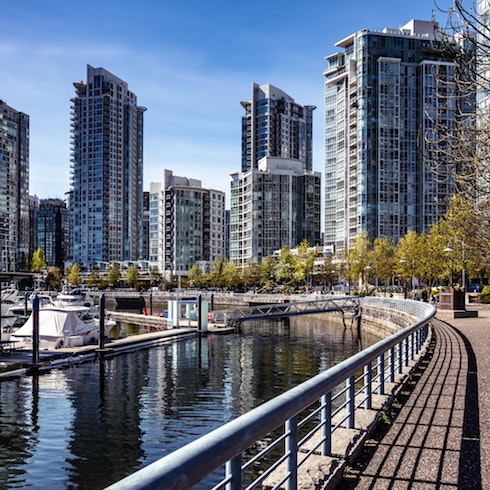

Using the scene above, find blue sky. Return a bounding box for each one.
[2,0,451,203]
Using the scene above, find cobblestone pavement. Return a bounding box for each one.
[338,306,489,489]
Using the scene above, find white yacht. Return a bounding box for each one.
[10,306,116,349]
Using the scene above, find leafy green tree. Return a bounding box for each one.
[107,262,121,288]
[187,264,205,289]
[87,270,101,289]
[45,266,63,290]
[419,227,451,289]
[241,262,262,292]
[149,267,163,288]
[67,263,82,286]
[30,247,46,272]
[369,237,396,288]
[222,260,240,291]
[347,232,371,287]
[125,265,140,289]
[315,255,337,290]
[260,255,276,292]
[395,231,422,293]
[276,246,296,287]
[209,257,225,289]
[439,194,486,282]
[293,240,316,287]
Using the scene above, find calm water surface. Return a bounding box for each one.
[0,314,380,489]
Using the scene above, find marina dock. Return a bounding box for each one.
[0,319,234,378]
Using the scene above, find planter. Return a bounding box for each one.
[439,289,465,310]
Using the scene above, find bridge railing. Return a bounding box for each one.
[105,298,436,490]
[210,295,360,326]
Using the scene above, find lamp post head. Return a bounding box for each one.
[443,246,455,253]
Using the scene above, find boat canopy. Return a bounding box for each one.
[12,307,95,340]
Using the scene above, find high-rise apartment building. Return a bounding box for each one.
[37,199,70,269]
[230,83,321,267]
[70,65,145,270]
[149,170,226,280]
[324,20,469,251]
[0,100,29,271]
[29,195,39,266]
[140,191,150,262]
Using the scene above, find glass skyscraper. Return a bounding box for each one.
[70,65,145,270]
[0,100,29,271]
[324,20,470,251]
[230,83,321,267]
[37,199,70,269]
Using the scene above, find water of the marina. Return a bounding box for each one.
[0,314,381,489]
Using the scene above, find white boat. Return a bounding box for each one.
[10,306,116,349]
[1,289,28,332]
[1,288,24,303]
[4,294,56,335]
[53,288,94,308]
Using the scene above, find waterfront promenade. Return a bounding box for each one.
[0,298,487,488]
[338,305,490,489]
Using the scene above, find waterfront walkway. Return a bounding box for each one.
[338,305,490,489]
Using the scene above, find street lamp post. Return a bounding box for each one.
[443,237,466,291]
[400,258,415,297]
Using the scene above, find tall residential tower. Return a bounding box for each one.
[0,100,29,271]
[70,65,145,270]
[230,83,321,268]
[149,170,226,280]
[324,20,468,251]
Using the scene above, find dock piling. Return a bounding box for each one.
[99,294,105,350]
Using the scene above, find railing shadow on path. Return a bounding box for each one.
[337,318,482,489]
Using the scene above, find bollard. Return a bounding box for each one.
[99,294,105,350]
[149,292,153,316]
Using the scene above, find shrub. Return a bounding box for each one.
[480,285,490,304]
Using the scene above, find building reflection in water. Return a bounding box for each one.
[0,312,381,489]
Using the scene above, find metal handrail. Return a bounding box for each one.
[211,296,360,325]
[105,298,436,490]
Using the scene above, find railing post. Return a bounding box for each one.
[389,346,395,383]
[285,416,298,490]
[397,341,403,374]
[377,354,385,395]
[346,376,355,428]
[403,336,410,367]
[321,393,332,456]
[420,324,428,348]
[225,453,242,490]
[410,332,415,361]
[364,362,372,409]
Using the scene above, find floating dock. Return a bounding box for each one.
[0,321,234,378]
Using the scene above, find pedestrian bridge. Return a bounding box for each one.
[211,296,361,329]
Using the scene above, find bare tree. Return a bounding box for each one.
[422,3,477,196]
[428,1,490,246]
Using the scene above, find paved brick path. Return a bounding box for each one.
[338,306,489,489]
